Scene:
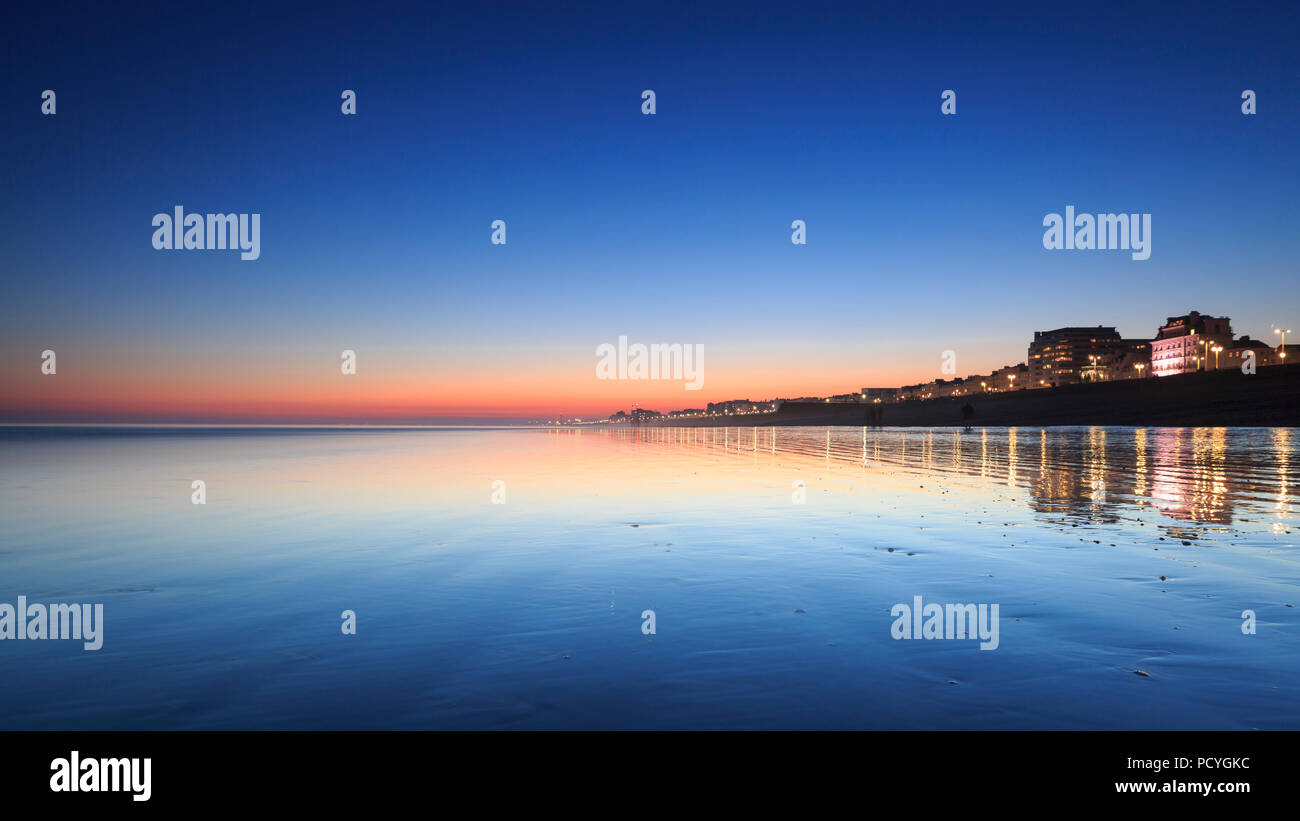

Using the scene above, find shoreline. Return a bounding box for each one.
[614,365,1300,429]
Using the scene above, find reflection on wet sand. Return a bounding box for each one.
[590,425,1298,538]
[2,425,1296,730]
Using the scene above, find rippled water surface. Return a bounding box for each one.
[0,425,1296,729]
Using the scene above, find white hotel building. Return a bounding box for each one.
[1149,311,1233,376]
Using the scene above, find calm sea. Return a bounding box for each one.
[0,425,1296,729]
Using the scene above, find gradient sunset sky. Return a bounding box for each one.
[2,0,1296,422]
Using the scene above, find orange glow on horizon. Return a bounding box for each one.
[0,347,962,422]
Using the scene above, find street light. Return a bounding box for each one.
[1007,374,1016,390]
[1134,362,1145,378]
[1277,328,1292,361]
[1211,345,1223,370]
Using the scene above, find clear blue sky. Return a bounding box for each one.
[1,0,1297,420]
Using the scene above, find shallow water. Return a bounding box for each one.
[0,425,1296,729]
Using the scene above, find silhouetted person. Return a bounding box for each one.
[961,402,974,430]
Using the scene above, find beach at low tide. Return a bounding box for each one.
[0,425,1296,729]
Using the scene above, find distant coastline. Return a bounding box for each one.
[607,366,1300,429]
[583,310,1298,428]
